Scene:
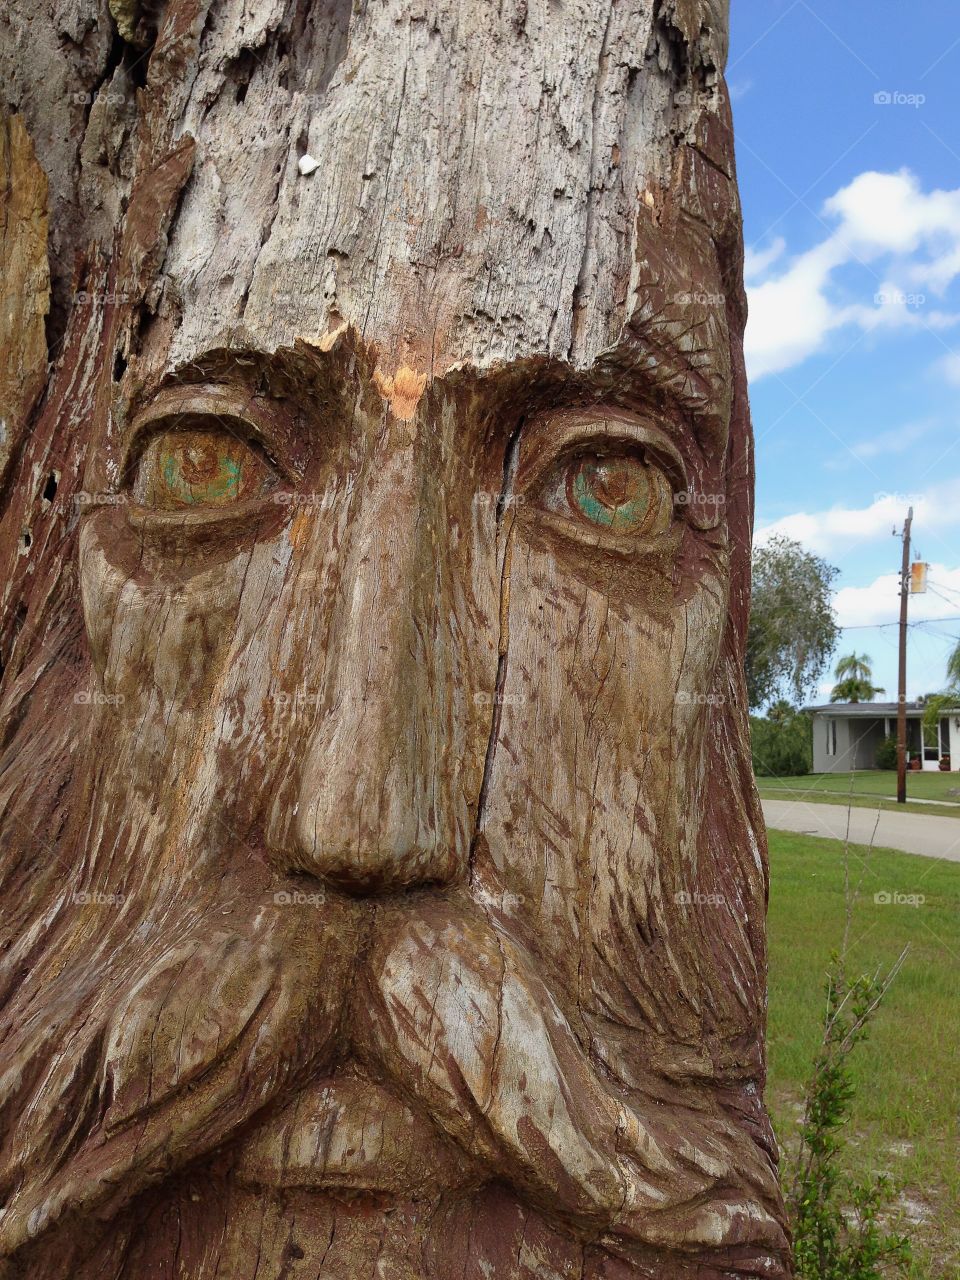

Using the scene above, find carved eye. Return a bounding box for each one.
[131,428,277,510]
[536,449,674,540]
[563,456,673,536]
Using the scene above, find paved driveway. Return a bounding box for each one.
[762,798,960,864]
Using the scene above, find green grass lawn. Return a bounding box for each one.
[766,830,959,1278]
[760,770,960,801]
[758,770,960,819]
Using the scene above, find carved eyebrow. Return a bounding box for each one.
[450,308,731,465]
[594,324,732,456]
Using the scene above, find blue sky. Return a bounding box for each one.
[730,0,960,704]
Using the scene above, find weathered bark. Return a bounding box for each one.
[0,1,790,1277]
[0,116,49,490]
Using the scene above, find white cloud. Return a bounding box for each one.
[745,170,960,380]
[755,476,960,557]
[939,352,960,386]
[744,237,786,281]
[822,171,960,257]
[746,241,846,378]
[821,419,936,470]
[832,571,904,629]
[847,420,932,461]
[834,563,960,629]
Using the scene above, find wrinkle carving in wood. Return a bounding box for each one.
[0,0,791,1276]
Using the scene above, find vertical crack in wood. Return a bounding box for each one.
[468,419,522,877]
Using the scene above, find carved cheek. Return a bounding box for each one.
[77,519,272,711]
[475,534,729,998]
[78,520,131,683]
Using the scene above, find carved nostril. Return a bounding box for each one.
[292,793,463,895]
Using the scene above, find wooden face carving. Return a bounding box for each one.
[0,262,789,1280]
[0,2,788,1276]
[0,309,782,1279]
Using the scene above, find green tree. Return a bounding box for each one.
[750,703,813,777]
[829,653,884,704]
[947,642,960,686]
[768,698,797,725]
[921,640,960,747]
[747,537,840,711]
[874,735,898,770]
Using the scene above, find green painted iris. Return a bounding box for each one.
[161,447,242,506]
[565,457,672,536]
[134,428,273,510]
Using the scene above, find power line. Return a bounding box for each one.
[913,618,960,640]
[839,614,960,631]
[928,580,960,608]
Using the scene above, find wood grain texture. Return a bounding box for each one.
[0,115,49,493]
[0,1,791,1276]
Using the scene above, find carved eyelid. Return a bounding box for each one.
[514,414,689,495]
[505,414,691,557]
[121,387,297,484]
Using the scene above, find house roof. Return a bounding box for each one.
[805,701,927,718]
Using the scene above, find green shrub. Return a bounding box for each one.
[784,954,912,1279]
[751,707,813,777]
[875,735,898,771]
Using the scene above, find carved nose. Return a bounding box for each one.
[290,443,487,893]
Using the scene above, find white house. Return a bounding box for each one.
[807,700,958,774]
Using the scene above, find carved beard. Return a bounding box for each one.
[0,735,785,1277]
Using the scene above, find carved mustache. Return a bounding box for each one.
[0,891,787,1267]
[358,899,788,1261]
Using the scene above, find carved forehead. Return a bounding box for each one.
[134,0,736,382]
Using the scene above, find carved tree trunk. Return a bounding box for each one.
[0,2,791,1278]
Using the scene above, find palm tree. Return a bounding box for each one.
[947,639,960,690]
[833,652,873,682]
[767,698,797,725]
[921,640,960,749]
[829,653,885,703]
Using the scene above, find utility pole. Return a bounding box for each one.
[897,507,914,804]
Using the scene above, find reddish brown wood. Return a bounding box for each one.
[0,2,790,1276]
